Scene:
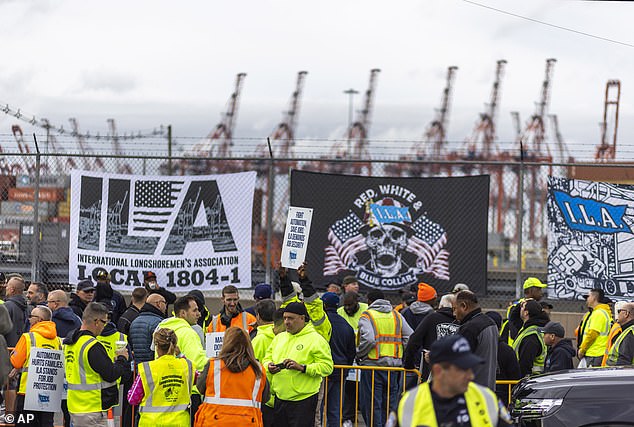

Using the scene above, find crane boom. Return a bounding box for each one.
[346,68,381,159]
[595,80,621,161]
[270,71,309,158]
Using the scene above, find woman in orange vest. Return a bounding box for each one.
[194,326,269,426]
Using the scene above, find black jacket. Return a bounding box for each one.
[458,308,498,390]
[544,338,575,373]
[495,340,521,406]
[4,295,29,347]
[516,313,550,377]
[52,306,82,339]
[64,329,132,410]
[147,286,177,306]
[324,307,356,379]
[403,307,457,373]
[95,282,127,324]
[69,293,89,319]
[117,305,141,335]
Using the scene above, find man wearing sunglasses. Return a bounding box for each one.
[70,279,96,318]
[606,302,634,367]
[64,302,131,426]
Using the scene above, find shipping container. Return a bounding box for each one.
[8,187,65,202]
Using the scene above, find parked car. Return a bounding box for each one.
[511,367,634,426]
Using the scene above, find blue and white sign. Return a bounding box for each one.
[24,348,64,412]
[281,206,313,269]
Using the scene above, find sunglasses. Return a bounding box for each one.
[96,318,108,325]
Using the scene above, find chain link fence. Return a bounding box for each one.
[0,144,627,306]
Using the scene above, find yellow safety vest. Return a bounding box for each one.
[138,354,193,427]
[398,382,499,427]
[513,324,547,374]
[360,309,403,359]
[584,307,612,357]
[606,324,634,366]
[65,335,117,414]
[97,331,127,361]
[18,332,62,394]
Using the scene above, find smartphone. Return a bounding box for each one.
[274,362,286,370]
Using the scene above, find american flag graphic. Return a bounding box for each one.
[323,212,366,275]
[131,180,184,233]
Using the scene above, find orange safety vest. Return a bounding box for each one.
[207,312,256,333]
[602,322,623,367]
[361,309,404,359]
[194,358,266,427]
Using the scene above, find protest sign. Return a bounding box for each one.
[205,332,224,358]
[281,206,313,269]
[24,348,64,412]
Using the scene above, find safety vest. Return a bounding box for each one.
[576,311,591,348]
[584,307,612,357]
[360,309,403,359]
[208,312,254,333]
[97,331,127,361]
[513,324,547,374]
[602,322,622,367]
[138,355,193,427]
[195,358,266,427]
[398,381,499,427]
[65,335,117,414]
[18,332,62,394]
[501,298,524,346]
[606,324,634,366]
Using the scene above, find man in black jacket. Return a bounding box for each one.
[453,290,498,390]
[143,271,177,307]
[69,279,95,318]
[117,287,147,335]
[542,321,575,372]
[94,268,127,324]
[320,292,355,427]
[486,311,521,406]
[513,299,550,377]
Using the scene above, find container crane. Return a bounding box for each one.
[333,69,381,175]
[69,118,105,171]
[595,80,621,161]
[107,119,133,174]
[188,73,247,174]
[41,118,78,174]
[11,125,34,174]
[549,114,573,164]
[511,111,522,142]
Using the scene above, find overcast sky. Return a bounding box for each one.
[0,0,632,161]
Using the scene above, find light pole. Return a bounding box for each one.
[343,88,358,156]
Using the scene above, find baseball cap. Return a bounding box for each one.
[540,321,565,338]
[144,271,157,281]
[253,283,273,300]
[417,282,437,302]
[320,292,340,308]
[342,276,358,286]
[452,283,470,293]
[429,335,484,369]
[523,277,547,290]
[524,300,543,317]
[77,279,95,292]
[284,302,308,317]
[540,301,554,310]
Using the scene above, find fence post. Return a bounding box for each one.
[265,138,275,285]
[515,154,525,299]
[31,135,42,282]
[167,125,173,176]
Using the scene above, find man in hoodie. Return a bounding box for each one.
[69,279,95,318]
[48,290,82,339]
[401,282,437,331]
[542,321,575,372]
[10,306,60,427]
[320,292,355,427]
[264,302,334,427]
[4,274,29,347]
[453,290,498,389]
[117,287,147,335]
[357,290,412,427]
[578,287,613,367]
[26,282,48,308]
[513,299,550,377]
[404,293,459,381]
[143,270,176,307]
[64,302,130,427]
[128,293,167,363]
[94,268,127,324]
[207,284,257,333]
[246,283,273,316]
[187,289,212,334]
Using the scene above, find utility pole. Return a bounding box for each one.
[343,88,358,155]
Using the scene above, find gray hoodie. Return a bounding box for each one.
[0,304,14,383]
[357,299,413,366]
[4,294,29,347]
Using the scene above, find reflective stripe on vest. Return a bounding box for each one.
[66,337,116,391]
[18,331,62,394]
[513,325,547,373]
[211,312,249,332]
[606,324,634,366]
[602,323,623,366]
[362,309,403,359]
[139,356,193,413]
[203,359,262,408]
[398,382,498,427]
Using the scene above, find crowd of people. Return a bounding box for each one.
[1,267,633,427]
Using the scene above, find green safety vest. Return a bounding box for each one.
[360,309,403,359]
[138,354,193,427]
[606,324,634,366]
[65,335,117,414]
[398,381,499,427]
[513,324,547,374]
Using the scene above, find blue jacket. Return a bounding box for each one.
[325,306,355,379]
[128,303,166,363]
[52,306,82,339]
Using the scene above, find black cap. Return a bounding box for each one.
[284,302,308,317]
[540,301,554,310]
[429,335,484,369]
[77,279,95,292]
[524,300,543,317]
[540,321,565,338]
[144,271,157,281]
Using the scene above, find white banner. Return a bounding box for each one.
[281,206,313,269]
[24,348,64,412]
[70,170,256,291]
[205,332,224,358]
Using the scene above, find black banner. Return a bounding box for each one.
[290,170,489,294]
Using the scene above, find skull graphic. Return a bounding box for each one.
[365,224,409,276]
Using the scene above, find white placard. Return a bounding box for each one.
[205,332,224,358]
[281,207,313,269]
[24,348,64,412]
